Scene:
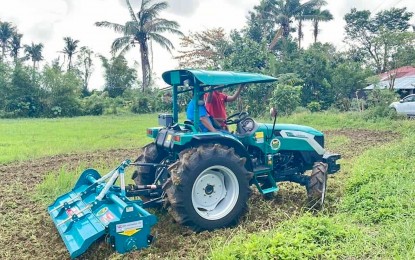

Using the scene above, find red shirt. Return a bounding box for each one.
[204,91,228,119]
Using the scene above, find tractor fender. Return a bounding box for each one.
[187,134,254,171]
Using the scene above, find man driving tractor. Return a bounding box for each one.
[204,84,246,130]
[186,84,246,132]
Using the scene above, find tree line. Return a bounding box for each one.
[0,0,414,119]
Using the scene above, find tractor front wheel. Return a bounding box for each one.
[306,162,328,209]
[164,144,251,232]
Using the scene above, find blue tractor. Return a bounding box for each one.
[48,69,340,258]
[132,69,340,231]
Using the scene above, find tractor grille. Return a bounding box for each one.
[314,135,324,148]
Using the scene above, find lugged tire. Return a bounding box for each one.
[163,144,252,232]
[132,143,165,185]
[306,162,328,209]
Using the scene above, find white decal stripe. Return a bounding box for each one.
[280,130,325,155]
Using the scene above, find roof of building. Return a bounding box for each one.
[365,66,415,90]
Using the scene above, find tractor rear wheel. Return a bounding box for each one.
[132,143,165,186]
[164,144,251,232]
[306,162,328,209]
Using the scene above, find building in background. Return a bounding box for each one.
[365,66,415,97]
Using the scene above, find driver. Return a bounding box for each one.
[186,92,219,132]
[205,83,246,131]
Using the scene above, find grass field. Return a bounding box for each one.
[0,114,157,163]
[1,112,414,259]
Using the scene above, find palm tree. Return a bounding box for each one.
[270,0,305,39]
[10,32,22,63]
[269,0,313,49]
[96,0,183,91]
[311,9,333,43]
[77,46,94,95]
[24,42,44,69]
[62,37,80,70]
[294,0,321,49]
[0,21,15,61]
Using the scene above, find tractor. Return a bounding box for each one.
[131,69,340,231]
[48,69,340,258]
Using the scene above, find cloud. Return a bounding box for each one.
[116,0,201,17]
[62,0,75,14]
[166,0,201,16]
[117,0,141,9]
[27,21,56,42]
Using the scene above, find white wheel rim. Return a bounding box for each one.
[191,165,239,220]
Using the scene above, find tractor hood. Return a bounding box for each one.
[264,123,323,136]
[162,69,277,87]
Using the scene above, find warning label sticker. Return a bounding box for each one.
[116,220,144,233]
[100,212,114,225]
[255,132,264,143]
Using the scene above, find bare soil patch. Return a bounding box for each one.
[0,129,400,259]
[324,129,399,159]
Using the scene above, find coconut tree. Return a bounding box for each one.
[272,0,302,38]
[24,42,44,69]
[62,37,80,70]
[10,32,23,63]
[96,0,183,91]
[294,0,322,49]
[311,8,333,43]
[76,46,94,95]
[269,0,320,49]
[0,21,15,61]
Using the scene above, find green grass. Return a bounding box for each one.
[208,116,415,259]
[2,111,411,164]
[325,135,350,151]
[0,114,158,163]
[33,159,138,205]
[210,214,366,259]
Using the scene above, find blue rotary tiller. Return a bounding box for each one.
[48,160,158,258]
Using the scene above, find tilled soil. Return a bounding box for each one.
[0,129,400,259]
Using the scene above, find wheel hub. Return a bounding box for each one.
[191,165,240,221]
[204,184,214,195]
[192,172,226,211]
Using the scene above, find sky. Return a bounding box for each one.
[1,0,414,89]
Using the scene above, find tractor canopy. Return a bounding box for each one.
[162,69,277,87]
[161,69,277,127]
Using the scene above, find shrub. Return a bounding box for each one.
[293,106,310,114]
[131,96,152,114]
[80,94,104,116]
[270,84,302,116]
[362,105,401,120]
[350,98,366,112]
[362,88,400,120]
[366,88,397,108]
[306,101,321,112]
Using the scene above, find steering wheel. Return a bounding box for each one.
[225,112,249,125]
[240,118,255,133]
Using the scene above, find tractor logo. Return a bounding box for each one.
[270,139,281,150]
